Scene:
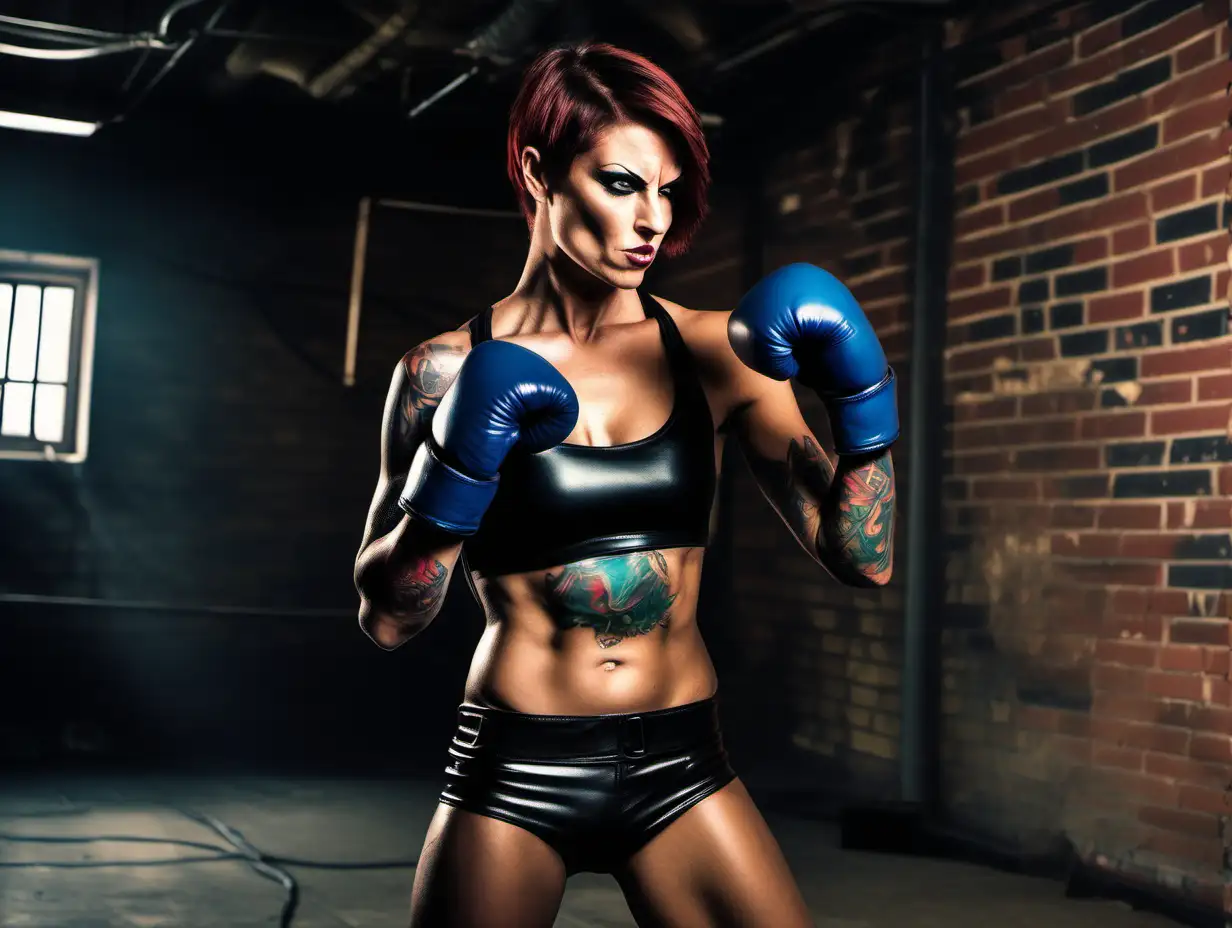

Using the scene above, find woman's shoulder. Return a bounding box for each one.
[397,325,473,380]
[649,294,732,358]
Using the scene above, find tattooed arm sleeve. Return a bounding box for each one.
[730,387,896,588]
[354,339,469,646]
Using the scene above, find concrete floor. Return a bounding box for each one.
[0,774,1184,928]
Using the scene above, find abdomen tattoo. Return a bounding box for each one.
[544,552,678,649]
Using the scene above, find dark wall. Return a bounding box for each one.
[0,116,528,772]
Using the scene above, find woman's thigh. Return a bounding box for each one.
[614,779,813,928]
[409,803,567,928]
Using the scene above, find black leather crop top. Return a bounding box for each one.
[461,292,717,579]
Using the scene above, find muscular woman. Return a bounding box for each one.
[354,43,898,928]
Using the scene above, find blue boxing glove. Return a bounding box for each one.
[399,339,578,535]
[728,263,899,455]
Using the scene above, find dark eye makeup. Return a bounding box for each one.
[596,169,679,199]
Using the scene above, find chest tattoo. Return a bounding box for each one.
[544,551,677,649]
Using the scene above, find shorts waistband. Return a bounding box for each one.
[451,696,721,760]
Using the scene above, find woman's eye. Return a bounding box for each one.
[606,179,635,194]
[659,187,674,199]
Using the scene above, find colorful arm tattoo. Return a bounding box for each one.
[544,552,678,649]
[818,451,895,587]
[386,555,450,618]
[739,431,896,587]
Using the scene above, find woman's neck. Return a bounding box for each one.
[505,221,642,344]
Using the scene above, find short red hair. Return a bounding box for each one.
[507,43,710,258]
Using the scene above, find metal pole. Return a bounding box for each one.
[343,196,372,387]
[901,24,951,811]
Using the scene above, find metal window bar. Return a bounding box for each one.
[0,252,99,462]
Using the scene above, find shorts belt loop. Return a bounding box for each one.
[457,708,484,749]
[623,716,646,757]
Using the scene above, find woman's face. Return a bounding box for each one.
[535,121,681,289]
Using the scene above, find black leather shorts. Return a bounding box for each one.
[437,696,736,874]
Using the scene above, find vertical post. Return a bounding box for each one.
[900,24,953,812]
[343,196,373,387]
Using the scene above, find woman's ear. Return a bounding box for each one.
[521,146,549,203]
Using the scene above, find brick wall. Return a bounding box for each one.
[679,0,1231,910]
[942,0,1230,908]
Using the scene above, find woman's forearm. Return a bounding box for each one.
[817,450,896,587]
[354,518,465,648]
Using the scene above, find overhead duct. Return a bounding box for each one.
[462,0,562,66]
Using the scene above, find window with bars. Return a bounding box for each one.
[0,251,98,462]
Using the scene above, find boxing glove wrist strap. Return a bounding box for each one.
[397,439,499,537]
[808,367,901,457]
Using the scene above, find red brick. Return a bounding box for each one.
[950,344,1016,375]
[1114,135,1224,191]
[1017,444,1102,471]
[1052,505,1096,529]
[1097,504,1162,530]
[1139,828,1224,869]
[1111,223,1152,255]
[1177,784,1231,815]
[1076,19,1119,58]
[1092,745,1144,770]
[1138,805,1222,838]
[1134,380,1193,405]
[1170,618,1230,646]
[1160,646,1207,672]
[1149,175,1197,213]
[1205,646,1229,676]
[1052,532,1119,557]
[1199,163,1228,198]
[953,226,1031,262]
[1167,498,1232,529]
[947,286,1012,320]
[953,396,1016,422]
[998,78,1047,117]
[1060,562,1161,587]
[1119,533,1182,558]
[1008,187,1060,222]
[1075,236,1110,265]
[954,204,1005,238]
[971,477,1040,501]
[1197,372,1232,400]
[1088,291,1145,323]
[955,147,1018,188]
[1146,671,1205,702]
[1190,734,1232,763]
[1112,249,1175,287]
[1093,691,1158,721]
[951,451,1014,475]
[1150,57,1232,117]
[1017,704,1061,731]
[1177,33,1217,72]
[1079,411,1147,440]
[982,41,1074,97]
[1020,390,1096,416]
[1040,191,1149,240]
[1164,95,1232,145]
[958,102,1066,161]
[1176,233,1226,272]
[1192,706,1232,736]
[949,263,985,291]
[851,271,907,304]
[1095,639,1159,668]
[1151,403,1231,435]
[1140,343,1232,378]
[1019,338,1056,361]
[1146,750,1230,787]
